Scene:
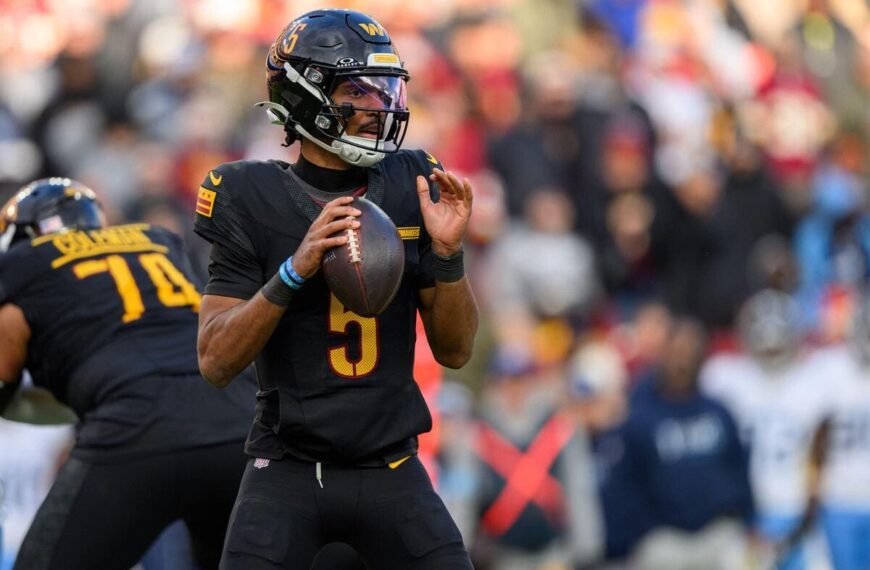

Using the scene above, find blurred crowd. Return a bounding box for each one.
[3,0,870,568]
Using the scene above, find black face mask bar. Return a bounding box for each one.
[318,102,410,153]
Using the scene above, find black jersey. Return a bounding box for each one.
[194,150,443,464]
[0,224,254,461]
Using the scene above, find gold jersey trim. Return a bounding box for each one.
[397,227,420,240]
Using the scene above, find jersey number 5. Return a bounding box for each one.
[73,253,201,323]
[328,293,379,378]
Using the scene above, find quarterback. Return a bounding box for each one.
[193,9,478,570]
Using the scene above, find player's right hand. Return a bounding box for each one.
[291,196,361,279]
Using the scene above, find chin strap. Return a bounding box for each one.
[295,124,385,167]
[335,138,385,167]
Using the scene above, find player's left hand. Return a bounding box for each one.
[416,168,473,257]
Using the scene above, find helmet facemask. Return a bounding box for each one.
[321,74,409,157]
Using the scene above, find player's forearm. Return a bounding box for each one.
[198,293,285,386]
[426,278,478,369]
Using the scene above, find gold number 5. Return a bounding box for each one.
[328,293,379,378]
[284,23,307,55]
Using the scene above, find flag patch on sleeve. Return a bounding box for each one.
[196,187,217,218]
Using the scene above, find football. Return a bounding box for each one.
[321,197,405,317]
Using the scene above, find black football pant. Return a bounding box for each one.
[13,440,247,570]
[220,455,473,570]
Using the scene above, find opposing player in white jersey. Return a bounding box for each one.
[701,290,832,570]
[808,300,870,570]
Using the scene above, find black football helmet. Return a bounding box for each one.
[0,178,103,251]
[263,9,410,167]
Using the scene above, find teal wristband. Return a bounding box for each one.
[284,257,305,285]
[279,258,303,290]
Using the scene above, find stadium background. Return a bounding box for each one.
[1,0,870,568]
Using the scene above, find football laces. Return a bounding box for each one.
[345,217,361,263]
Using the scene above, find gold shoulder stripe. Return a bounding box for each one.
[397,227,420,240]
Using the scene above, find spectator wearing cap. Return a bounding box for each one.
[469,348,602,570]
[599,318,754,570]
[564,339,629,438]
[563,339,632,568]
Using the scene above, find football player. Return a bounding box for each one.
[701,289,832,570]
[806,299,870,570]
[193,8,478,570]
[0,178,256,570]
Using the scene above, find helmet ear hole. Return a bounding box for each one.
[304,67,324,84]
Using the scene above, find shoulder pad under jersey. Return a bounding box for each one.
[192,160,272,256]
[382,149,444,203]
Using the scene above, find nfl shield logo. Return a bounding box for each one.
[253,458,270,469]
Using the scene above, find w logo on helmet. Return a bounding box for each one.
[358,22,386,36]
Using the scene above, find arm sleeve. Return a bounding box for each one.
[192,165,265,299]
[203,242,264,300]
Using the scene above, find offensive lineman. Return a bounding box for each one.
[0,178,256,569]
